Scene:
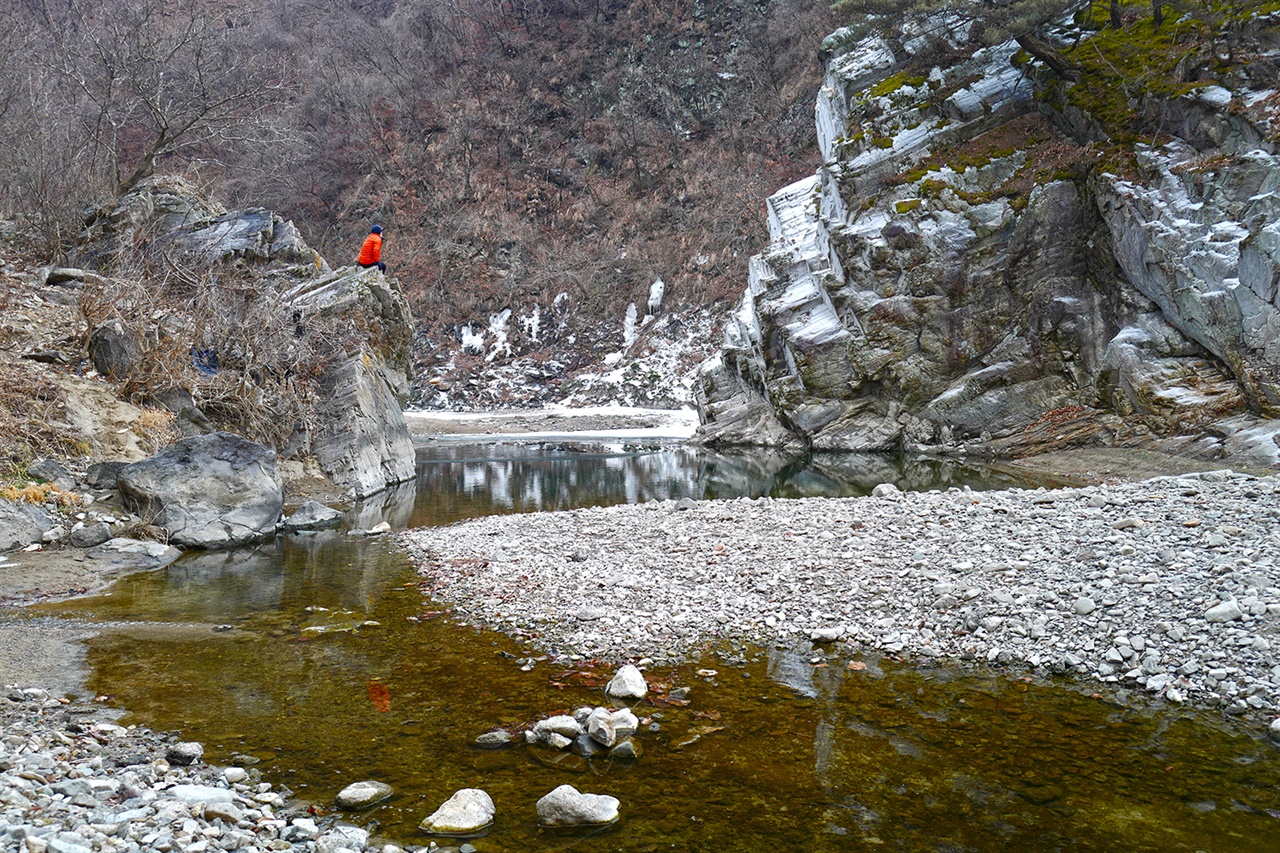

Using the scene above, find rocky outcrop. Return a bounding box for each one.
[68,177,416,497]
[696,16,1280,467]
[117,432,283,549]
[0,500,53,552]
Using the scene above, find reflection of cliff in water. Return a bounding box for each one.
[399,443,1052,527]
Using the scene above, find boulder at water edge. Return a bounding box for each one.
[335,780,393,809]
[419,788,495,835]
[282,500,343,532]
[117,432,283,549]
[535,784,620,827]
[604,664,647,699]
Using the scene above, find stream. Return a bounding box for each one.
[34,442,1280,851]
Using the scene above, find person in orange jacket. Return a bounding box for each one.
[357,224,386,272]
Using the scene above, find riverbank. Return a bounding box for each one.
[403,469,1280,719]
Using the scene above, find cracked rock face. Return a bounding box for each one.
[697,17,1280,467]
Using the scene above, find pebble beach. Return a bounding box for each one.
[404,470,1280,717]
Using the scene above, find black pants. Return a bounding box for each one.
[359,261,387,272]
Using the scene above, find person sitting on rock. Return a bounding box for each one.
[357,224,386,272]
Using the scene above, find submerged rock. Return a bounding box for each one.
[282,500,343,532]
[535,784,620,827]
[335,780,393,809]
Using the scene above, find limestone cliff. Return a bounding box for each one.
[696,10,1280,468]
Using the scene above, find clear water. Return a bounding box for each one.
[34,444,1280,851]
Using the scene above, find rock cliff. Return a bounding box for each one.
[68,177,416,498]
[696,10,1280,468]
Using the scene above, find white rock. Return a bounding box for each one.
[1205,600,1244,623]
[419,788,495,835]
[335,780,393,809]
[605,664,647,699]
[535,784,620,827]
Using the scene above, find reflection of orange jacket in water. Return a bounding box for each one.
[357,233,382,265]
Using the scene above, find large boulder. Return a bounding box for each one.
[0,500,54,552]
[117,432,283,549]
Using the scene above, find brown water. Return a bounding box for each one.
[34,446,1280,851]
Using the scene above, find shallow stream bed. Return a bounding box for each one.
[31,444,1280,851]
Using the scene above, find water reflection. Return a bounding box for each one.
[402,442,1040,528]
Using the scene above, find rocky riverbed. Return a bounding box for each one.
[404,470,1280,718]
[0,689,407,853]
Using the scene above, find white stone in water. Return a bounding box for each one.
[166,742,205,765]
[335,780,393,809]
[419,789,495,835]
[605,664,647,699]
[586,707,617,748]
[611,708,640,736]
[532,715,583,740]
[536,784,620,827]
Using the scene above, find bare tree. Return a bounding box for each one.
[36,0,293,196]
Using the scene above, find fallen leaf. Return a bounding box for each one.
[367,680,391,713]
[847,661,867,671]
[694,709,722,720]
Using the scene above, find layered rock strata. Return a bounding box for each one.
[696,16,1280,467]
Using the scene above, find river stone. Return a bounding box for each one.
[282,500,342,532]
[166,784,234,805]
[0,499,53,551]
[316,825,369,853]
[203,801,245,824]
[1205,600,1244,623]
[85,537,182,569]
[117,432,283,549]
[535,784,620,827]
[335,780,393,809]
[533,715,584,740]
[605,664,647,699]
[166,742,205,765]
[1270,718,1280,743]
[1072,597,1097,616]
[419,788,495,835]
[586,707,617,747]
[609,738,642,760]
[69,522,111,548]
[474,730,514,748]
[611,708,640,736]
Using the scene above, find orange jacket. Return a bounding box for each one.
[357,233,382,265]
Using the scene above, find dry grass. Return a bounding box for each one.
[77,262,362,450]
[0,481,81,509]
[0,360,89,478]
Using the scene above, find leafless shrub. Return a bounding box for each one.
[77,257,362,450]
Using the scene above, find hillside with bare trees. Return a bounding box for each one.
[2,0,838,399]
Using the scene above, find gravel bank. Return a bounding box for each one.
[0,689,418,853]
[403,470,1280,716]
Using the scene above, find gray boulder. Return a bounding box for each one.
[117,433,283,549]
[69,522,112,549]
[27,459,76,490]
[0,500,54,552]
[84,461,127,490]
[88,319,141,379]
[85,538,182,569]
[282,501,342,532]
